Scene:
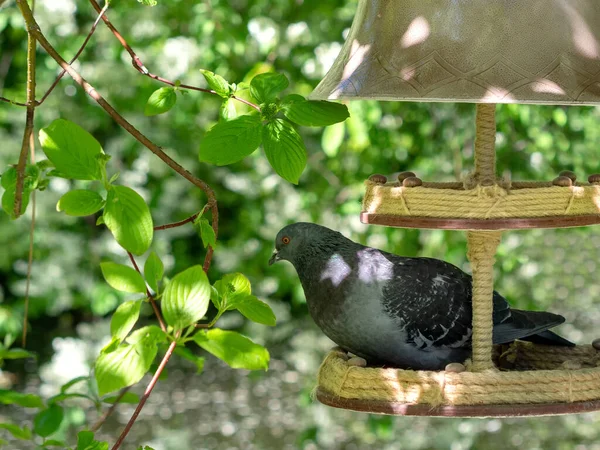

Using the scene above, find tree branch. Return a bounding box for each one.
[88,0,260,112]
[127,252,167,333]
[111,340,177,450]
[14,0,37,218]
[36,1,110,106]
[90,386,131,432]
[16,0,218,272]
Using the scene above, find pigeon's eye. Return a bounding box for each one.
[282,236,291,245]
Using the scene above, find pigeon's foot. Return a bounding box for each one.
[347,356,367,367]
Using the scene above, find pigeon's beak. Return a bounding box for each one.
[268,250,280,266]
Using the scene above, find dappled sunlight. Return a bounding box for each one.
[401,17,430,49]
[557,0,600,59]
[532,80,567,96]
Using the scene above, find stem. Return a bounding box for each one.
[36,1,110,106]
[88,0,260,112]
[22,132,36,348]
[154,212,200,231]
[111,340,177,450]
[14,0,37,218]
[90,387,131,432]
[127,252,167,333]
[0,97,30,107]
[16,0,219,272]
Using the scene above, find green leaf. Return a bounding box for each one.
[111,300,142,341]
[220,98,237,121]
[138,0,157,5]
[196,218,216,249]
[200,70,230,98]
[144,87,177,116]
[162,265,210,330]
[100,262,147,294]
[33,404,64,437]
[125,325,167,346]
[1,348,36,360]
[137,447,156,450]
[174,347,205,374]
[0,167,16,189]
[47,392,93,405]
[94,339,158,396]
[60,376,89,393]
[0,423,32,440]
[193,329,269,370]
[39,119,104,180]
[250,73,289,103]
[284,100,350,126]
[0,390,44,408]
[102,392,140,404]
[231,295,276,326]
[198,115,262,166]
[77,431,109,450]
[215,272,251,300]
[42,439,66,447]
[1,186,31,219]
[262,119,307,184]
[57,190,104,216]
[103,185,153,255]
[144,251,164,293]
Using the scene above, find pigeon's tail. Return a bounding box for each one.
[521,330,575,347]
[493,309,574,347]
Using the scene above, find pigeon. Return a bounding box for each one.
[269,222,573,370]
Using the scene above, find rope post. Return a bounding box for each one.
[467,103,500,371]
[474,104,497,186]
[467,231,501,371]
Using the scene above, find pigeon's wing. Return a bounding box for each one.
[380,255,511,349]
[492,309,571,345]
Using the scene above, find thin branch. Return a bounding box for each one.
[22,133,36,348]
[154,212,200,231]
[111,340,177,450]
[127,252,167,333]
[0,97,30,107]
[16,0,219,272]
[90,386,131,432]
[36,1,109,106]
[88,0,261,112]
[13,1,37,218]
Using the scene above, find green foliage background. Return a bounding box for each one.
[1,0,600,448]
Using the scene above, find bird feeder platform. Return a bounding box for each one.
[316,345,600,417]
[361,179,600,231]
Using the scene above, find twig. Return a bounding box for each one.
[154,212,201,231]
[88,0,260,112]
[13,0,37,218]
[0,97,30,107]
[16,0,219,272]
[90,386,131,432]
[111,340,177,450]
[22,133,36,348]
[36,1,110,106]
[127,252,167,333]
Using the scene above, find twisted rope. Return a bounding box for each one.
[467,231,502,371]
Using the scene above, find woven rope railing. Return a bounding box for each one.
[317,346,600,408]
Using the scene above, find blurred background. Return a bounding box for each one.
[1,0,600,449]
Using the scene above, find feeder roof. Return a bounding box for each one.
[310,0,600,105]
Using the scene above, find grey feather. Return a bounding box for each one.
[270,222,573,370]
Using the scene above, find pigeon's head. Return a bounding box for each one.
[269,222,345,266]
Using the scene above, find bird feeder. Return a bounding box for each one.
[310,0,600,417]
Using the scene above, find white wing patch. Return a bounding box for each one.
[320,253,351,287]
